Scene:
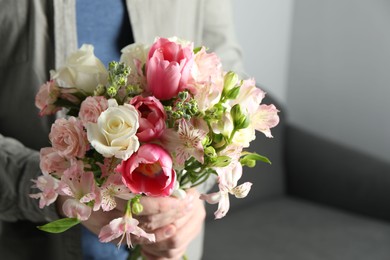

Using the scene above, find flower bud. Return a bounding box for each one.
[132,201,144,215]
[178,91,189,101]
[94,84,106,96]
[204,146,217,158]
[225,86,240,100]
[106,85,117,97]
[231,104,250,129]
[223,71,239,94]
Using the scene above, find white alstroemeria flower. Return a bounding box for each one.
[200,163,252,219]
[99,213,155,248]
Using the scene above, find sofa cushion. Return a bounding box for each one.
[204,197,390,260]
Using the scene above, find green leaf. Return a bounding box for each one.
[37,218,80,233]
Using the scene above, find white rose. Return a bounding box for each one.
[50,44,108,94]
[86,99,139,160]
[120,43,149,73]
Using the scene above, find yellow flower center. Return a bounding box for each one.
[137,162,162,177]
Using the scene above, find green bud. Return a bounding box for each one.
[204,146,217,158]
[226,86,240,100]
[94,84,106,96]
[108,61,118,70]
[202,135,212,146]
[213,133,224,143]
[223,71,239,94]
[132,202,144,215]
[164,105,173,112]
[231,104,250,129]
[240,157,256,168]
[178,91,189,100]
[117,76,127,86]
[106,86,117,97]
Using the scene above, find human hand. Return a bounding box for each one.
[138,188,206,260]
[56,188,205,260]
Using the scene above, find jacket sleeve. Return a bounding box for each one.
[0,134,59,223]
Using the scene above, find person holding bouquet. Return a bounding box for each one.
[0,0,247,259]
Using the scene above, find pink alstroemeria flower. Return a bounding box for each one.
[99,213,155,248]
[191,47,224,111]
[58,162,99,220]
[200,163,252,219]
[100,172,134,212]
[229,78,265,115]
[39,147,71,177]
[252,104,280,138]
[117,143,176,197]
[146,37,194,100]
[162,119,207,167]
[29,173,60,208]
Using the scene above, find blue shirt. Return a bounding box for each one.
[76,0,134,66]
[76,1,133,259]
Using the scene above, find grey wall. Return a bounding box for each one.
[232,0,390,163]
[286,0,390,163]
[232,0,294,105]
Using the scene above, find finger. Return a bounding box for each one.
[141,198,205,257]
[135,208,185,231]
[134,192,195,234]
[81,208,124,236]
[141,245,188,260]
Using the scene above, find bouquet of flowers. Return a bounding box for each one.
[31,37,279,248]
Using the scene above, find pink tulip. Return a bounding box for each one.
[146,38,194,100]
[129,95,166,142]
[117,144,176,197]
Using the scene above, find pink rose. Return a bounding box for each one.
[117,144,176,197]
[39,147,71,176]
[79,96,109,125]
[35,81,61,116]
[130,95,166,142]
[146,38,194,100]
[49,117,89,159]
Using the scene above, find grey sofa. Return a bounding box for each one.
[202,95,390,260]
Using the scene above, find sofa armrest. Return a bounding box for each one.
[286,124,390,222]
